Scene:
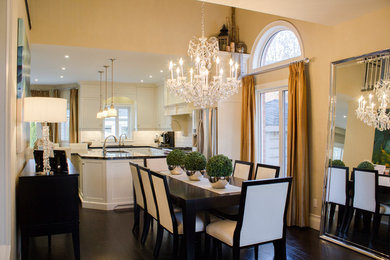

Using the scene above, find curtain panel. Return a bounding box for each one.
[69,89,79,143]
[240,75,256,168]
[286,61,310,227]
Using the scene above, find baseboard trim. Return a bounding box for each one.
[310,213,321,231]
[0,245,10,260]
[79,194,133,211]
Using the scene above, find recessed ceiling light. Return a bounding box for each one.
[34,78,38,82]
[60,75,64,78]
[160,70,163,73]
[343,115,347,118]
[64,55,69,59]
[149,75,153,78]
[140,80,144,83]
[61,67,66,70]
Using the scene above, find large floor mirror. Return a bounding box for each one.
[321,49,390,259]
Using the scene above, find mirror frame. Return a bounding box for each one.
[320,48,390,260]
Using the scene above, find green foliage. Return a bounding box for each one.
[357,160,375,170]
[331,160,345,167]
[206,154,233,177]
[184,152,207,171]
[166,149,186,166]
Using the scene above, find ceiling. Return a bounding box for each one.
[202,0,390,26]
[31,44,179,85]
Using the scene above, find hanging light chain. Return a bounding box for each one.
[103,65,109,108]
[110,58,115,105]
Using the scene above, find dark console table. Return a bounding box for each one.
[18,159,80,260]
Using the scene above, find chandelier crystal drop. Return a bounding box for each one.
[355,55,390,131]
[166,1,241,108]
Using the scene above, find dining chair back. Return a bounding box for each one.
[326,166,349,205]
[139,166,158,219]
[233,160,253,180]
[352,168,378,213]
[254,163,280,180]
[150,171,177,234]
[145,158,169,172]
[234,177,292,247]
[130,162,145,209]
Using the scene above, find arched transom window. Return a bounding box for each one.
[251,21,304,71]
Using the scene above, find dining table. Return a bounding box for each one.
[159,171,244,260]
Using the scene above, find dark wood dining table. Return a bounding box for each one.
[165,175,244,260]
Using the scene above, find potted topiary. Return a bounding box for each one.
[166,149,186,175]
[357,160,375,170]
[206,154,233,189]
[331,159,345,167]
[184,151,207,181]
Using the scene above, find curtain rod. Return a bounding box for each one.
[31,87,79,91]
[243,57,310,77]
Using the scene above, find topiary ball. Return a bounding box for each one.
[184,152,207,171]
[357,160,375,170]
[206,154,233,177]
[331,160,345,167]
[166,149,186,166]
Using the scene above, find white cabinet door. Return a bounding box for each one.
[137,87,156,129]
[80,97,102,130]
[82,160,106,202]
[106,161,133,205]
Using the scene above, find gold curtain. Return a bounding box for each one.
[49,89,61,143]
[286,61,309,227]
[69,89,79,143]
[240,75,256,167]
[31,90,49,97]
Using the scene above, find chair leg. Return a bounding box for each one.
[141,214,151,245]
[173,234,179,260]
[232,246,240,260]
[132,205,140,236]
[336,205,345,233]
[217,240,222,260]
[274,238,286,260]
[371,213,381,243]
[254,245,259,260]
[342,208,355,234]
[329,203,336,227]
[205,234,210,258]
[48,235,52,252]
[154,225,164,258]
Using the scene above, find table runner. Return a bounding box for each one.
[159,171,241,195]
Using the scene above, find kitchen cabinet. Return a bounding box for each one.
[136,87,157,129]
[79,97,102,130]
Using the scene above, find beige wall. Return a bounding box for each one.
[29,0,230,56]
[1,0,31,258]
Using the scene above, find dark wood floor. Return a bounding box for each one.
[27,208,372,260]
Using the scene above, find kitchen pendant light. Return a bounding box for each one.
[96,70,104,119]
[107,58,118,117]
[102,65,109,118]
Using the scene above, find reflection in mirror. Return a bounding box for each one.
[322,49,390,259]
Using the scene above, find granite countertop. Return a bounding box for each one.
[76,147,170,160]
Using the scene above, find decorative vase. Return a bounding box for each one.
[186,170,204,181]
[168,165,182,175]
[208,176,230,189]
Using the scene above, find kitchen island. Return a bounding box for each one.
[73,147,168,210]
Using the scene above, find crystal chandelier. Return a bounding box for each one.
[166,1,241,108]
[356,55,390,131]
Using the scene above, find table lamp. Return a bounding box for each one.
[24,97,67,174]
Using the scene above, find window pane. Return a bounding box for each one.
[104,117,116,138]
[260,91,280,165]
[61,109,70,142]
[118,108,129,136]
[261,30,301,66]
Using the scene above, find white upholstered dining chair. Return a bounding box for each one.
[150,171,205,259]
[232,160,254,180]
[138,165,158,245]
[206,177,292,260]
[254,163,280,180]
[145,157,169,172]
[129,162,146,236]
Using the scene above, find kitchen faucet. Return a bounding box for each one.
[119,134,128,147]
[103,135,118,155]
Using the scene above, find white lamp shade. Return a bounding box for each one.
[24,97,67,123]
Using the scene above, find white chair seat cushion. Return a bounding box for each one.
[380,203,390,215]
[206,219,237,246]
[175,212,205,234]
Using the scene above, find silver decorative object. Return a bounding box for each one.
[208,176,230,189]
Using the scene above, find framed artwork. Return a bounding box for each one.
[16,18,31,153]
